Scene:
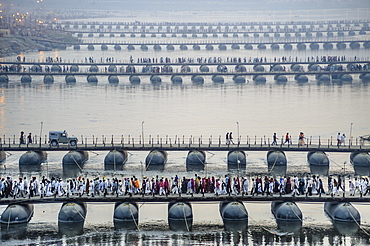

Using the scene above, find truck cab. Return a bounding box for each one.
[49,130,78,146]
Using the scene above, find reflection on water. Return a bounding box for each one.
[310,165,329,176]
[58,222,84,237]
[276,220,302,233]
[0,224,28,241]
[62,164,85,177]
[332,221,360,236]
[1,223,370,246]
[268,165,287,177]
[19,164,42,174]
[353,166,370,177]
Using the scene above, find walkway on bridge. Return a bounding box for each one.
[2,138,369,152]
[1,190,369,205]
[2,60,369,67]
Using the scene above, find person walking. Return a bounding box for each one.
[272,133,278,145]
[341,134,346,146]
[20,131,25,144]
[332,179,340,196]
[337,133,342,147]
[292,178,300,196]
[299,132,305,146]
[27,133,32,144]
[283,133,291,144]
[318,179,325,196]
[337,175,345,193]
[229,132,234,144]
[251,178,256,196]
[349,180,355,196]
[226,132,230,145]
[242,177,249,195]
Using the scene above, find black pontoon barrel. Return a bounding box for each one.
[267,151,287,166]
[350,152,370,176]
[271,201,302,221]
[145,150,167,170]
[65,75,76,84]
[186,150,206,171]
[129,75,141,85]
[108,75,119,84]
[113,202,139,230]
[19,150,47,165]
[324,202,360,223]
[227,150,246,170]
[168,201,193,231]
[267,150,287,175]
[0,74,9,83]
[219,201,248,231]
[0,204,34,224]
[44,75,54,84]
[58,202,86,235]
[58,202,86,223]
[62,150,88,165]
[21,75,31,83]
[271,201,302,232]
[104,149,128,169]
[350,152,370,167]
[308,151,329,166]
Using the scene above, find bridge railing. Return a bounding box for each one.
[2,57,369,65]
[1,134,369,150]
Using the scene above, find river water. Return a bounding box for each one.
[1,9,370,246]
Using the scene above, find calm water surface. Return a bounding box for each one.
[1,9,370,246]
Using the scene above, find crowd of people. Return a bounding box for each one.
[5,55,366,65]
[1,174,369,199]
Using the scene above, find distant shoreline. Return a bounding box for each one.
[0,31,78,58]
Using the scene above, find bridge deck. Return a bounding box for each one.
[46,20,369,26]
[1,61,368,66]
[1,71,368,77]
[1,142,369,152]
[26,37,369,46]
[64,29,365,33]
[1,192,369,205]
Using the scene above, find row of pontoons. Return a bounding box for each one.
[0,201,361,234]
[7,149,370,173]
